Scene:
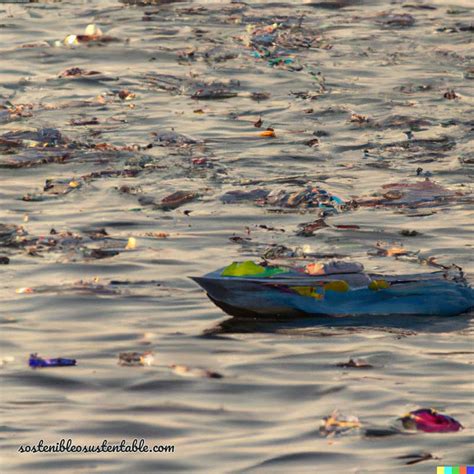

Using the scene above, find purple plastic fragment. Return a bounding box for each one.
[29,353,77,368]
[400,408,463,433]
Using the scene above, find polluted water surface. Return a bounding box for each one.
[0,0,473,473]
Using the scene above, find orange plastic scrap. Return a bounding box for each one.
[259,128,276,137]
[372,243,411,257]
[386,246,407,257]
[305,262,325,275]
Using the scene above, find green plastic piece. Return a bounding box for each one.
[221,261,286,278]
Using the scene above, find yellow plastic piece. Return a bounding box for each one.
[64,35,79,46]
[290,286,323,299]
[84,24,103,37]
[125,237,137,250]
[368,279,390,291]
[323,280,350,292]
[221,261,266,277]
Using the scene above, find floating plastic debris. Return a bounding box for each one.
[357,180,469,209]
[125,237,137,250]
[396,452,438,466]
[320,410,361,436]
[29,353,76,368]
[259,129,276,137]
[170,364,223,379]
[296,219,329,236]
[1,128,66,148]
[221,186,346,212]
[192,261,474,317]
[160,191,199,211]
[153,130,200,147]
[0,356,14,367]
[369,243,414,258]
[118,351,154,367]
[63,24,118,46]
[336,358,373,369]
[16,287,34,294]
[118,89,136,101]
[190,83,238,100]
[377,13,416,28]
[58,67,102,78]
[400,408,463,433]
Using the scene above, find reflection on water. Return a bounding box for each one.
[205,313,473,336]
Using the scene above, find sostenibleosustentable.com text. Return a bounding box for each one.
[18,438,175,454]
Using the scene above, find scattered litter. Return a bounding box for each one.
[144,232,169,239]
[170,364,223,379]
[118,89,136,100]
[320,410,361,436]
[118,351,154,367]
[251,92,271,101]
[357,180,468,208]
[125,237,137,250]
[369,243,414,258]
[1,128,66,148]
[221,186,345,212]
[58,67,102,78]
[16,287,34,294]
[350,113,371,124]
[29,353,76,368]
[305,138,320,147]
[377,13,415,27]
[336,358,373,369]
[396,453,438,465]
[63,24,118,46]
[259,128,275,137]
[296,219,328,236]
[399,230,420,237]
[70,117,99,126]
[400,408,463,433]
[160,191,199,210]
[190,82,238,100]
[153,130,200,147]
[443,89,459,100]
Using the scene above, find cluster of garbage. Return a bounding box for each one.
[320,408,463,436]
[22,352,223,379]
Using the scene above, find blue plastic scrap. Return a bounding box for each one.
[192,262,474,318]
[29,353,77,368]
